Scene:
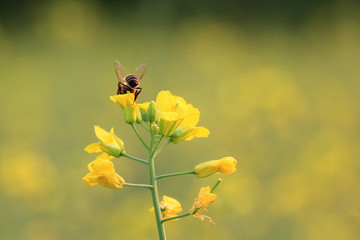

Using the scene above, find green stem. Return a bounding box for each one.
[139,121,150,131]
[153,139,172,158]
[123,183,153,189]
[211,178,223,193]
[121,153,148,165]
[152,135,164,155]
[161,212,191,223]
[156,170,195,180]
[148,127,167,240]
[131,123,149,149]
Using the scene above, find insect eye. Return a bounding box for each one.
[128,80,138,88]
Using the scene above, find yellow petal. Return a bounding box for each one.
[94,126,113,144]
[197,186,217,208]
[96,152,114,160]
[137,102,150,111]
[156,91,178,112]
[186,127,210,141]
[180,106,200,128]
[84,143,102,153]
[163,195,182,213]
[110,93,135,108]
[217,157,237,174]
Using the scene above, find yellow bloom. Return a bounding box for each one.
[110,93,139,123]
[149,195,182,221]
[82,153,125,189]
[190,186,217,225]
[155,90,210,142]
[194,157,237,178]
[85,126,125,157]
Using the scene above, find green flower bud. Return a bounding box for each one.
[147,101,159,123]
[194,160,219,178]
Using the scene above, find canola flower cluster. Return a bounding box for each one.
[82,90,236,238]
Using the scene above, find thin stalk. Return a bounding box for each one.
[123,183,153,189]
[156,170,195,180]
[139,121,150,131]
[148,127,167,240]
[153,139,172,158]
[152,135,164,155]
[121,153,148,165]
[131,123,149,149]
[161,212,191,223]
[211,178,223,193]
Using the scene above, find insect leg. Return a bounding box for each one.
[134,87,142,101]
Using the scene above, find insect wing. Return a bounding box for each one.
[135,63,147,79]
[114,60,125,81]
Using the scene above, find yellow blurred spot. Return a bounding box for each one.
[0,148,55,197]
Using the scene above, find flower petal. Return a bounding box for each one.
[84,143,102,153]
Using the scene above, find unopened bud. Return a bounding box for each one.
[147,101,159,123]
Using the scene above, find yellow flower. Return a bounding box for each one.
[155,90,210,142]
[190,186,217,225]
[82,153,125,189]
[85,126,125,157]
[110,93,139,123]
[194,157,237,178]
[149,195,182,221]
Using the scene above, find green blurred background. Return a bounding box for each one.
[1,0,359,239]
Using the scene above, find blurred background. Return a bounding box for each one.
[0,0,360,239]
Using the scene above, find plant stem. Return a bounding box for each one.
[139,121,150,131]
[148,127,167,240]
[153,139,172,158]
[131,123,149,149]
[211,178,223,193]
[152,135,164,154]
[121,153,148,165]
[161,212,191,223]
[156,170,195,180]
[123,183,153,189]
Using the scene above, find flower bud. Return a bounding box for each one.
[147,101,159,123]
[194,160,219,178]
[217,157,237,174]
[137,102,150,122]
[194,157,237,178]
[151,123,159,132]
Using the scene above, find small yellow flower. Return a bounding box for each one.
[149,195,182,221]
[85,126,125,157]
[110,93,139,123]
[194,157,237,178]
[190,186,217,225]
[82,153,125,189]
[155,90,210,142]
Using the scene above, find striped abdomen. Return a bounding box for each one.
[125,74,140,88]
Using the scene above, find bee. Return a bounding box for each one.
[114,60,146,101]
